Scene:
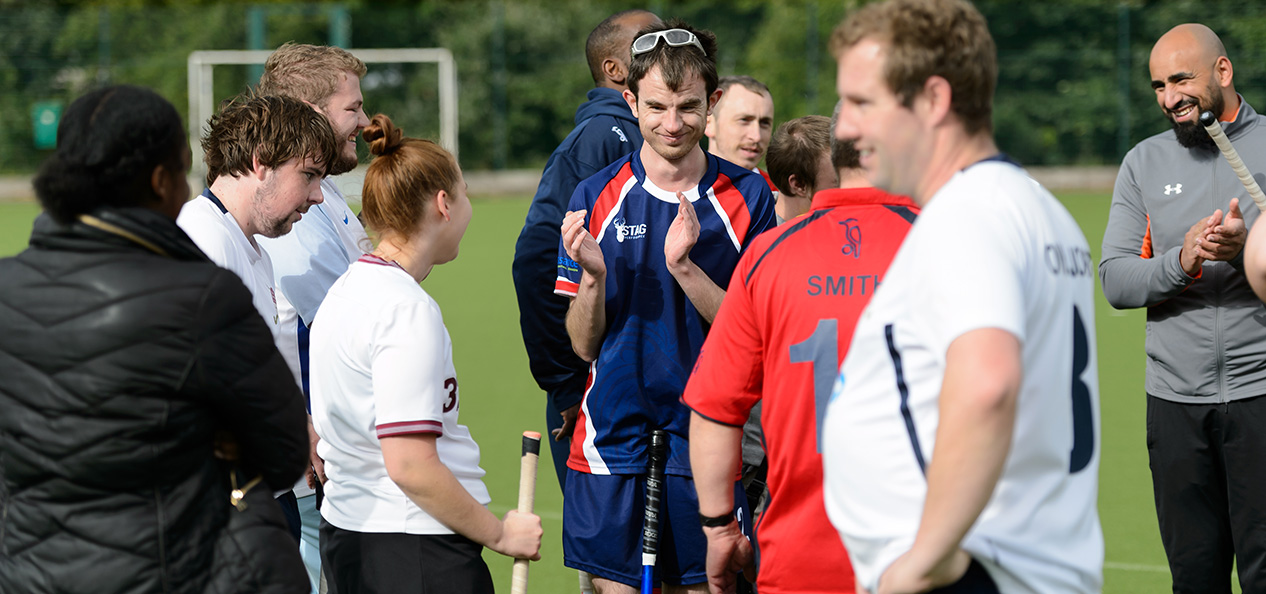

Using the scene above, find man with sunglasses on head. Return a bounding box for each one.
[555,19,776,594]
[513,9,662,495]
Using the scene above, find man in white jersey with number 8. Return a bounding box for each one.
[821,0,1104,593]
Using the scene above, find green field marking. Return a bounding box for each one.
[3,192,1235,592]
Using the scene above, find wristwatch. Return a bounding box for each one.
[699,512,735,527]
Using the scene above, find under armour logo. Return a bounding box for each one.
[1164,183,1183,195]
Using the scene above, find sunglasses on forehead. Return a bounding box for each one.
[631,29,706,57]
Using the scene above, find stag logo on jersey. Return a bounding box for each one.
[839,218,862,258]
[614,216,647,243]
[612,125,628,143]
[1164,183,1183,195]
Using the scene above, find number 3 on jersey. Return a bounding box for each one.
[443,377,458,413]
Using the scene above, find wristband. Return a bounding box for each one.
[699,512,735,528]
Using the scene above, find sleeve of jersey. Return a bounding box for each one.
[683,252,762,426]
[370,301,448,438]
[745,183,778,246]
[913,195,1027,347]
[1098,149,1195,308]
[554,186,593,298]
[179,216,233,271]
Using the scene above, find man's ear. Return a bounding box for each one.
[301,98,328,117]
[604,58,627,86]
[917,75,953,128]
[250,152,269,182]
[623,89,639,118]
[1214,55,1234,89]
[707,88,723,116]
[787,173,810,199]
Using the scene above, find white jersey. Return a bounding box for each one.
[177,191,279,335]
[310,255,489,535]
[822,160,1103,593]
[258,178,369,498]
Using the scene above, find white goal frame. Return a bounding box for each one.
[187,48,458,182]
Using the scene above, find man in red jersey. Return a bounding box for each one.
[685,105,917,594]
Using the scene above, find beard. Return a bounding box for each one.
[260,214,295,238]
[253,176,297,238]
[325,146,359,177]
[1168,92,1224,153]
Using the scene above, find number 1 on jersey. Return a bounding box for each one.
[789,319,839,453]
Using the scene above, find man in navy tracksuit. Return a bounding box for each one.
[512,9,661,489]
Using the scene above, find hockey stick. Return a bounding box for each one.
[641,430,669,594]
[510,431,541,594]
[1200,110,1266,210]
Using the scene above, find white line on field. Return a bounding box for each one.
[1104,562,1169,573]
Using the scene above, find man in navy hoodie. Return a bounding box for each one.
[512,8,662,490]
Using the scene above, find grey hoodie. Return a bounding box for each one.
[1100,98,1266,403]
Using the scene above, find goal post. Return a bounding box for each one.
[186,48,458,183]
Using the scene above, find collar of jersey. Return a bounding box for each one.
[199,188,262,263]
[357,253,408,275]
[629,148,717,204]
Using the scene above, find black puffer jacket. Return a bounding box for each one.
[0,206,309,593]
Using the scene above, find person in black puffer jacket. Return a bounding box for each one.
[0,85,310,593]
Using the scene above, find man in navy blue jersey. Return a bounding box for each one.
[555,19,776,594]
[512,9,662,490]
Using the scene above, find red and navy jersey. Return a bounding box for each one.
[758,167,779,194]
[682,187,917,594]
[555,150,776,476]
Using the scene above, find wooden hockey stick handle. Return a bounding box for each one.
[1202,110,1266,211]
[510,431,541,594]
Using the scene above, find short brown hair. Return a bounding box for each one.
[257,42,367,108]
[830,100,861,171]
[717,76,770,101]
[766,116,831,196]
[627,19,719,98]
[202,94,339,187]
[360,114,461,242]
[830,0,996,135]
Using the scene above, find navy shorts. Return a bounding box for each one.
[562,469,751,587]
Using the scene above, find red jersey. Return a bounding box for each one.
[683,187,917,594]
